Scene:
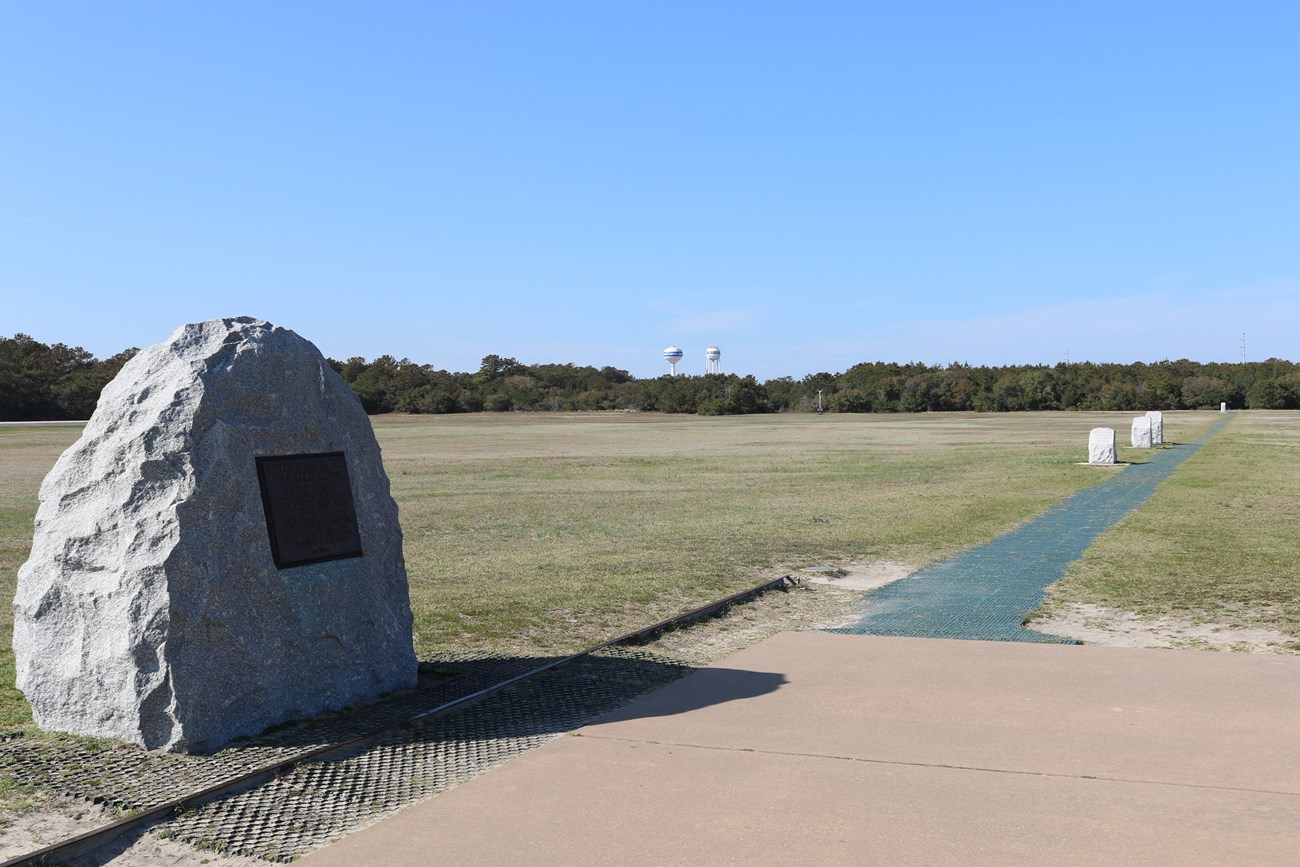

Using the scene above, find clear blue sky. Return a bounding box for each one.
[3,2,1296,380]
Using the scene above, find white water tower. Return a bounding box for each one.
[705,345,721,374]
[663,345,684,376]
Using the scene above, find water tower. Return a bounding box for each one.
[663,345,684,376]
[705,345,721,374]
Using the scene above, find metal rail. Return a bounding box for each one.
[4,574,795,867]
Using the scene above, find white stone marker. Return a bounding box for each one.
[1221,402,1227,412]
[1131,416,1153,448]
[1145,411,1164,445]
[13,318,418,751]
[1088,428,1117,464]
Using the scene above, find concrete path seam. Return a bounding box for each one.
[569,731,1300,797]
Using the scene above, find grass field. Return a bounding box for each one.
[1039,410,1300,639]
[4,409,1294,732]
[376,410,1196,656]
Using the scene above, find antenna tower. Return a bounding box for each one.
[1240,333,1246,364]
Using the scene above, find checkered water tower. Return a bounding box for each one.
[663,345,684,376]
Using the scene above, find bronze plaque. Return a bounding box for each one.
[256,452,364,569]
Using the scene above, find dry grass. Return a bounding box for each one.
[1038,410,1300,642]
[0,425,84,730]
[377,410,1206,656]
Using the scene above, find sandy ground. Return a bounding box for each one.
[1029,602,1300,653]
[0,797,109,862]
[0,797,268,867]
[796,558,916,592]
[640,574,871,665]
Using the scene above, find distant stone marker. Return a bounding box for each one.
[1145,411,1164,445]
[13,318,418,751]
[1131,416,1153,448]
[1221,402,1227,412]
[1088,428,1117,465]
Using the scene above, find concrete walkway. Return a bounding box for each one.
[301,632,1300,866]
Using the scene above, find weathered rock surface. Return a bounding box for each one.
[1088,428,1116,464]
[13,318,417,751]
[1145,411,1164,445]
[1131,416,1153,448]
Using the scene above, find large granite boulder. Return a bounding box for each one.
[13,317,417,751]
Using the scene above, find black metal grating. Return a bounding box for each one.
[0,649,693,862]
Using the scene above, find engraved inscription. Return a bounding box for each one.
[256,452,364,568]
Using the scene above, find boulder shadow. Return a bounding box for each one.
[587,665,788,725]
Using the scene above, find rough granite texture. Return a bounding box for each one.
[13,318,417,751]
[1131,416,1153,448]
[1087,428,1116,465]
[1145,410,1164,445]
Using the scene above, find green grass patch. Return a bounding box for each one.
[1042,411,1300,635]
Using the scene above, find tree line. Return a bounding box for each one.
[0,334,138,421]
[3,333,1299,421]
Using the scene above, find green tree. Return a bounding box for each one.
[1181,376,1229,409]
[1247,378,1289,409]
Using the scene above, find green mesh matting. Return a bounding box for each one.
[828,415,1234,642]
